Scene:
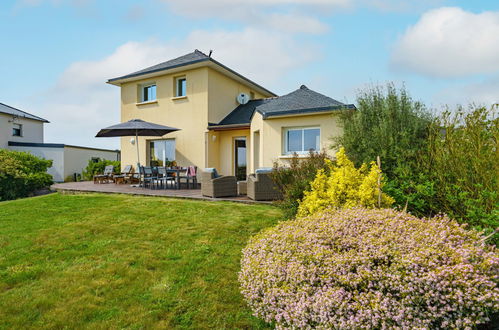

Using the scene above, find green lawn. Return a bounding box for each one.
[0,193,282,329]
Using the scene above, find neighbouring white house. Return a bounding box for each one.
[0,102,47,148]
[1,102,119,182]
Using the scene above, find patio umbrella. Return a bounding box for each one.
[96,119,180,168]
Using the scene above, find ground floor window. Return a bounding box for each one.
[284,127,320,154]
[12,123,22,137]
[149,139,175,166]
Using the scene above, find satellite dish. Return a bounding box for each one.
[236,93,250,105]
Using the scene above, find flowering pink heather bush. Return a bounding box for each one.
[239,208,499,329]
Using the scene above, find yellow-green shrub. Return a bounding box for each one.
[297,147,393,216]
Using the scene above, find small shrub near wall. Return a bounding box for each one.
[0,149,53,201]
[82,159,120,181]
[270,151,331,219]
[239,208,499,329]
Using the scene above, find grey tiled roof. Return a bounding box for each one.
[257,85,354,119]
[0,103,49,123]
[108,50,210,82]
[213,85,355,127]
[216,99,270,126]
[107,49,276,96]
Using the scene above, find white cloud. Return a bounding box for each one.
[26,28,318,148]
[159,0,344,34]
[392,7,499,77]
[267,13,329,34]
[361,0,443,12]
[434,78,499,107]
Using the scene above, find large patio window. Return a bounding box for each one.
[149,139,175,166]
[284,127,320,154]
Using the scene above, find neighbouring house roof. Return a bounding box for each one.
[0,103,49,123]
[107,49,276,97]
[8,141,120,153]
[209,85,355,129]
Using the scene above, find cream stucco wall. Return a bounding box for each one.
[118,65,272,174]
[249,112,343,173]
[119,67,209,171]
[0,113,44,148]
[115,60,344,179]
[207,68,267,124]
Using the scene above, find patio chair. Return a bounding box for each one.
[93,165,115,184]
[201,168,237,198]
[178,166,198,189]
[247,168,282,201]
[156,166,175,189]
[113,165,133,184]
[140,166,157,189]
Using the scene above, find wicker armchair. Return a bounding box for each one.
[247,172,282,201]
[201,170,237,198]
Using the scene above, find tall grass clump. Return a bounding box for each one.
[239,208,499,329]
[424,105,498,234]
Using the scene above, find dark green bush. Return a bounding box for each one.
[0,149,53,201]
[333,83,434,216]
[82,159,120,180]
[334,83,432,177]
[270,151,331,219]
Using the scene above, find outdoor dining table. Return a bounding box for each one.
[165,167,185,190]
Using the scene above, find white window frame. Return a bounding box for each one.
[149,138,176,166]
[175,77,186,97]
[12,123,22,137]
[283,127,321,155]
[140,83,157,102]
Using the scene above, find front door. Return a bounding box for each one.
[234,138,247,181]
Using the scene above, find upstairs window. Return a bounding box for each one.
[176,77,186,97]
[12,123,22,137]
[141,83,156,102]
[284,127,320,155]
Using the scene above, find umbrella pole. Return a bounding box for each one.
[135,130,140,173]
[135,130,140,168]
[136,130,141,187]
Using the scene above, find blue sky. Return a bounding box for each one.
[1,0,498,149]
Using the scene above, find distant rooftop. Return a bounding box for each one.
[107,49,276,97]
[0,103,49,123]
[211,85,355,129]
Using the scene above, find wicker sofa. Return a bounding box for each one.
[247,171,282,201]
[201,169,237,198]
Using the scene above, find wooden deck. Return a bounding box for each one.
[51,181,268,204]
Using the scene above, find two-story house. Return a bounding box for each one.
[108,50,355,179]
